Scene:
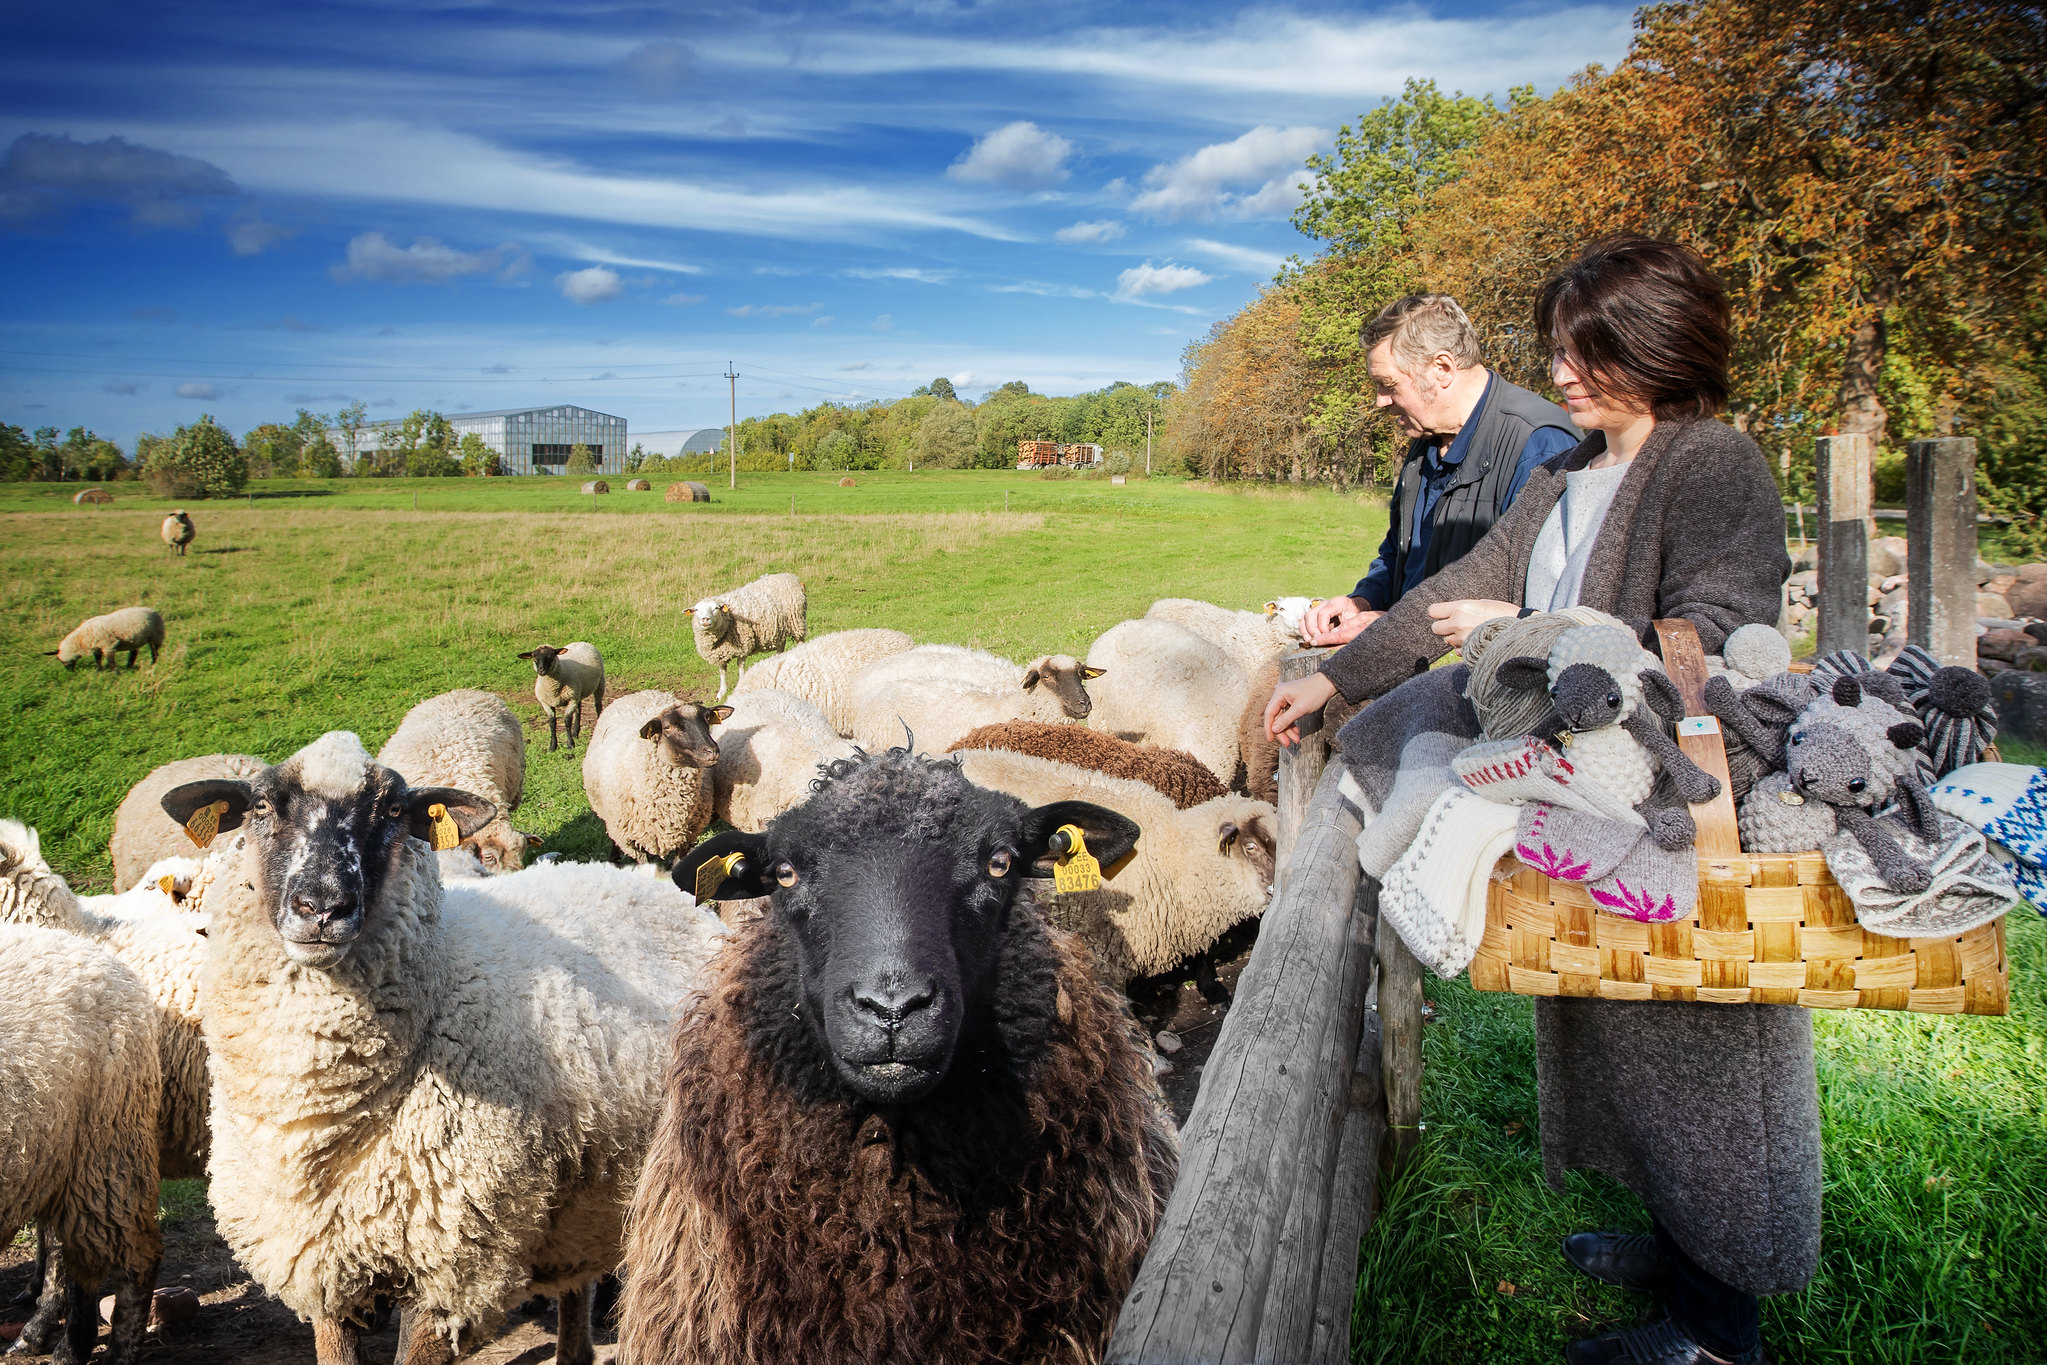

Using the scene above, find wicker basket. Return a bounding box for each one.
[1466,620,2012,1016]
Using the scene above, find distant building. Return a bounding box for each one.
[336,404,629,475]
[1017,440,1103,469]
[631,428,730,459]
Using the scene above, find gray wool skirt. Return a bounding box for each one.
[1534,996,1822,1296]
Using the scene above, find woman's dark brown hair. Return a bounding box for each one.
[1535,235,1732,420]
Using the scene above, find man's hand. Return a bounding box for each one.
[1307,607,1382,647]
[1301,595,1360,643]
[1264,672,1339,749]
[1426,599,1522,651]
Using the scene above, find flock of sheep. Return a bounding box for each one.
[10,563,1322,1364]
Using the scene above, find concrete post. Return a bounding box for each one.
[1815,434,1872,658]
[1906,437,1979,668]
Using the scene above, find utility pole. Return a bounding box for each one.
[1145,404,1154,476]
[725,362,739,491]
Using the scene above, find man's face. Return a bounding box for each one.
[1366,338,1444,441]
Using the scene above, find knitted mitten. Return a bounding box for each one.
[1453,735,1647,827]
[1513,803,1641,882]
[1588,838,1697,922]
[1932,763,2047,910]
[1380,789,1522,977]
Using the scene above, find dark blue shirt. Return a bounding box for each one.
[1351,375,1578,610]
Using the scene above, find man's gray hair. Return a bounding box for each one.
[1361,294,1484,375]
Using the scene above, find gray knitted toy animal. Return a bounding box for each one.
[1704,669,1819,804]
[1739,770,1839,852]
[1495,624,1722,851]
[1785,675,1938,891]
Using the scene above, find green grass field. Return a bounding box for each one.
[4,471,2042,1364]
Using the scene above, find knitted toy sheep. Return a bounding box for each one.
[1495,623,1722,850]
[1781,675,1938,891]
[1704,670,1819,805]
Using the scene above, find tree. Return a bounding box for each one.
[298,434,342,479]
[30,427,60,481]
[626,442,648,472]
[396,409,457,477]
[58,426,128,481]
[0,424,32,481]
[565,443,597,476]
[333,401,369,473]
[928,376,958,403]
[242,423,301,479]
[811,431,856,471]
[146,414,247,498]
[457,432,500,477]
[912,404,978,468]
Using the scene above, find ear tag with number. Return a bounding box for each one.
[158,873,177,896]
[426,802,460,851]
[1051,824,1103,894]
[183,799,229,849]
[695,851,748,904]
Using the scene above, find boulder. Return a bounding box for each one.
[2018,562,2047,582]
[1990,670,2047,746]
[1868,536,1908,577]
[1978,629,2033,662]
[1986,573,2019,598]
[2015,647,2047,673]
[2028,622,2047,645]
[2008,577,2047,619]
[1793,543,1819,572]
[1978,591,2014,619]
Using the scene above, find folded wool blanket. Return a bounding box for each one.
[1513,802,1698,923]
[1454,734,1646,828]
[1336,663,1485,875]
[1931,762,2047,910]
[1822,808,2018,937]
[1380,787,1521,977]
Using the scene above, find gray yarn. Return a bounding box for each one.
[1462,606,1614,740]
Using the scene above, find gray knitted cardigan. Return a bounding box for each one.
[1330,416,1818,1296]
[1321,416,1791,703]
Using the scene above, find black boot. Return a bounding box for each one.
[1564,1315,1765,1364]
[1563,1231,1669,1294]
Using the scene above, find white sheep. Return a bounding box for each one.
[161,509,194,555]
[847,644,1102,756]
[583,690,730,861]
[46,605,165,670]
[163,732,729,1365]
[1143,598,1303,802]
[519,640,606,751]
[692,571,808,699]
[379,688,540,871]
[730,627,915,733]
[711,687,859,831]
[0,923,163,1364]
[1261,596,1322,637]
[110,752,269,890]
[954,747,1276,986]
[1084,618,1251,787]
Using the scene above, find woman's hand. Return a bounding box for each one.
[1426,599,1522,651]
[1264,672,1339,749]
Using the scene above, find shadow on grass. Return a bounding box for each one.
[196,547,257,555]
[543,810,617,866]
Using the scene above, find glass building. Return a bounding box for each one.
[442,405,629,475]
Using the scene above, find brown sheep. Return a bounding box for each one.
[948,720,1228,810]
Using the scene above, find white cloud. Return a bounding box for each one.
[1131,126,1325,221]
[618,41,692,96]
[1182,238,1290,274]
[557,265,622,304]
[845,266,952,284]
[948,121,1073,190]
[838,361,872,371]
[175,381,222,399]
[871,314,892,330]
[1115,262,1213,300]
[332,231,528,284]
[727,302,822,317]
[812,315,835,327]
[103,380,145,395]
[951,371,976,388]
[228,214,292,255]
[662,291,705,306]
[539,236,702,274]
[1055,219,1125,244]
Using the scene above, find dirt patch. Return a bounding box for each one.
[1126,916,1262,1125]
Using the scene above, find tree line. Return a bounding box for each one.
[1167,0,2047,547]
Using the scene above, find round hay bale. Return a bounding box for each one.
[666,481,712,503]
[582,480,610,495]
[838,476,856,487]
[625,478,651,491]
[72,488,114,505]
[685,481,711,502]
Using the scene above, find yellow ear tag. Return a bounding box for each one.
[1051,824,1103,894]
[183,799,229,849]
[426,803,460,851]
[158,873,176,896]
[694,851,748,904]
[1778,789,1807,806]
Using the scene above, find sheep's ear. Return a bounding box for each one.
[708,705,734,724]
[41,649,59,655]
[1022,665,1042,691]
[160,779,254,848]
[1640,669,1685,722]
[673,831,769,902]
[1021,801,1140,879]
[516,650,535,660]
[639,717,666,740]
[525,833,545,849]
[405,787,496,843]
[1887,721,1926,750]
[1081,665,1106,680]
[1497,656,1550,691]
[1832,675,1862,707]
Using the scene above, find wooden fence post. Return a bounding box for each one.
[1906,437,1979,669]
[1815,434,1872,658]
[1376,911,1424,1174]
[1276,648,1333,868]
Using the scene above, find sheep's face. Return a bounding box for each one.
[675,750,1138,1107]
[1022,654,1103,720]
[1548,662,1629,732]
[471,826,544,873]
[639,702,731,770]
[518,645,565,677]
[691,599,731,634]
[1786,721,1881,807]
[160,733,496,970]
[1216,806,1278,885]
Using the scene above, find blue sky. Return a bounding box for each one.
[0,1,1633,446]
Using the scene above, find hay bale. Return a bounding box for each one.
[838,476,855,487]
[666,481,712,504]
[582,480,610,495]
[72,488,114,505]
[626,478,651,491]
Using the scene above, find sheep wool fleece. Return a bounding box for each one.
[200,839,728,1341]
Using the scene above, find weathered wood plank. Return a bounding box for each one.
[1276,647,1334,868]
[1106,764,1366,1364]
[1309,1007,1386,1365]
[1906,437,1980,668]
[1815,433,1872,659]
[1377,913,1424,1173]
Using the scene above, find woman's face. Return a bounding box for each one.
[1551,345,1650,430]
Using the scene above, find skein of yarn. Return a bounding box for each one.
[1462,607,1616,740]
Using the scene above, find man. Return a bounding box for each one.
[1301,294,1579,646]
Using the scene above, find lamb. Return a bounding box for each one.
[161,508,195,555]
[691,571,808,699]
[847,644,1101,755]
[1262,596,1322,637]
[159,731,728,1365]
[710,687,858,832]
[379,689,541,871]
[0,924,162,1365]
[111,752,269,890]
[1084,618,1251,787]
[953,747,1277,986]
[948,720,1229,810]
[582,690,730,861]
[46,605,165,670]
[518,641,606,751]
[1143,598,1301,801]
[730,627,915,733]
[618,748,1175,1365]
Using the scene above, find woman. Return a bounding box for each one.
[1268,236,1811,1365]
